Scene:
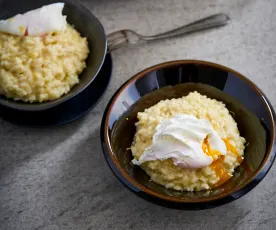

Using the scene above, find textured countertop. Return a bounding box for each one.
[1,0,276,229]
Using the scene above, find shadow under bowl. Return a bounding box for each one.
[0,0,106,111]
[101,60,276,210]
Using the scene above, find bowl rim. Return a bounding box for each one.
[0,0,107,112]
[101,59,276,205]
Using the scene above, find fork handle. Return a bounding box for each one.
[141,13,230,41]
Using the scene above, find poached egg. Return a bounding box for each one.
[0,3,67,36]
[132,114,227,169]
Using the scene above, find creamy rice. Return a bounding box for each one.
[131,92,246,191]
[0,24,89,102]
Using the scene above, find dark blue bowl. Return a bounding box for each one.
[101,60,276,209]
[0,0,107,111]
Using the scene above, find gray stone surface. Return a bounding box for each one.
[1,0,276,229]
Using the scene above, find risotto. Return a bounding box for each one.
[131,92,246,191]
[0,24,89,102]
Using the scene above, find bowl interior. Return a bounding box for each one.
[105,61,274,203]
[0,0,106,111]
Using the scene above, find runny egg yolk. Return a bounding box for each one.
[201,138,222,161]
[202,137,244,187]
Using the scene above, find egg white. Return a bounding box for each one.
[0,3,66,36]
[132,114,227,169]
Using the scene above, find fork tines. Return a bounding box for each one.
[107,30,128,52]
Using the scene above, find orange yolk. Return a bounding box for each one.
[202,138,222,160]
[201,137,243,188]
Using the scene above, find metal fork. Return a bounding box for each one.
[107,13,230,52]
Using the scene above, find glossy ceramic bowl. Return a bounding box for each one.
[101,60,276,210]
[0,0,106,111]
